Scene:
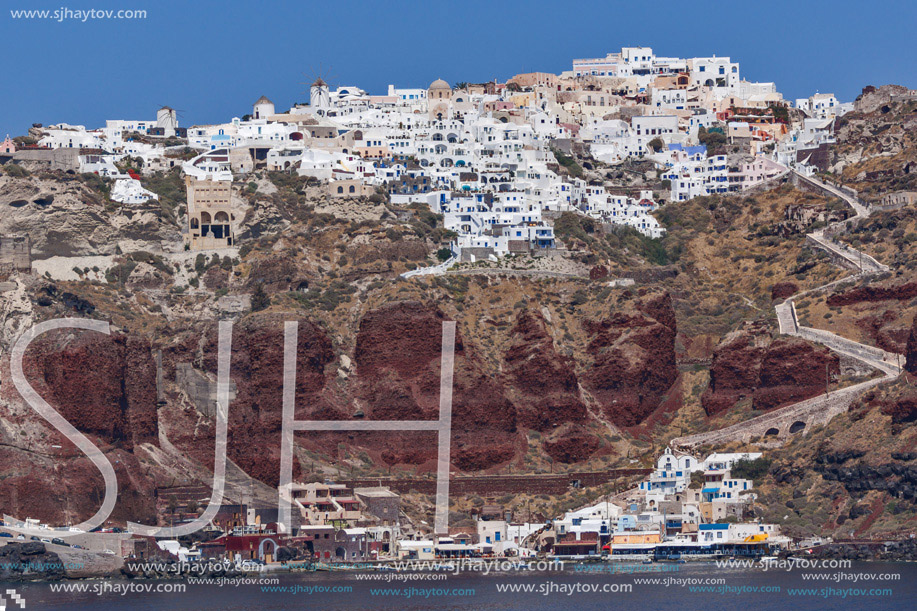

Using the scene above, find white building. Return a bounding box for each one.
[110,178,159,204]
[796,93,841,119]
[639,447,702,495]
[253,96,275,120]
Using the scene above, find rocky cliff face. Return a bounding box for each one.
[0,287,684,523]
[827,282,917,307]
[502,310,588,431]
[702,322,840,415]
[0,543,65,581]
[23,330,159,448]
[223,314,337,485]
[0,163,876,529]
[353,301,519,471]
[581,291,678,427]
[880,391,917,424]
[0,173,180,258]
[832,86,917,200]
[0,326,160,525]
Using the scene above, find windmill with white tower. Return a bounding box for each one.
[301,66,335,113]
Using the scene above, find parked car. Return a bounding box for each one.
[29,536,40,541]
[51,538,68,547]
[0,532,12,538]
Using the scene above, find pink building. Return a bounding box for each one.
[1,135,15,154]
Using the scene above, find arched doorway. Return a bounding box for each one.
[788,421,806,434]
[258,538,278,562]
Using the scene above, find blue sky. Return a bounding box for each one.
[1,0,915,137]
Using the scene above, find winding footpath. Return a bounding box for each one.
[672,171,902,448]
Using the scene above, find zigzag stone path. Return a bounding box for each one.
[672,170,901,448]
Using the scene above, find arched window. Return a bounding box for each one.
[190,218,199,229]
[214,211,230,223]
[348,185,355,193]
[200,212,212,224]
[337,186,344,194]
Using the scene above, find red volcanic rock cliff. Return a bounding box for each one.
[702,323,840,415]
[753,336,840,411]
[771,281,799,301]
[580,291,678,428]
[827,282,917,307]
[700,328,767,416]
[222,314,337,486]
[25,330,159,449]
[542,424,602,464]
[503,310,588,431]
[1,329,160,525]
[354,301,450,421]
[354,301,518,472]
[881,391,917,424]
[0,286,850,526]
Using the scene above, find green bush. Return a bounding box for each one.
[550,148,583,178]
[3,164,29,178]
[251,282,271,312]
[730,457,772,484]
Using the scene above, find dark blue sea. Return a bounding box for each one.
[4,561,914,609]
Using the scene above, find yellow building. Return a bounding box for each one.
[428,79,453,121]
[611,532,662,545]
[186,176,235,250]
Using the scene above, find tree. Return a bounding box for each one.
[436,248,452,262]
[697,127,727,156]
[166,495,180,514]
[251,282,271,312]
[648,137,664,153]
[768,104,789,124]
[550,147,584,179]
[730,457,772,485]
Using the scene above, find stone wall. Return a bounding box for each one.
[345,469,650,496]
[0,236,31,278]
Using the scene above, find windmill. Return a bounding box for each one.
[156,104,184,135]
[300,65,336,109]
